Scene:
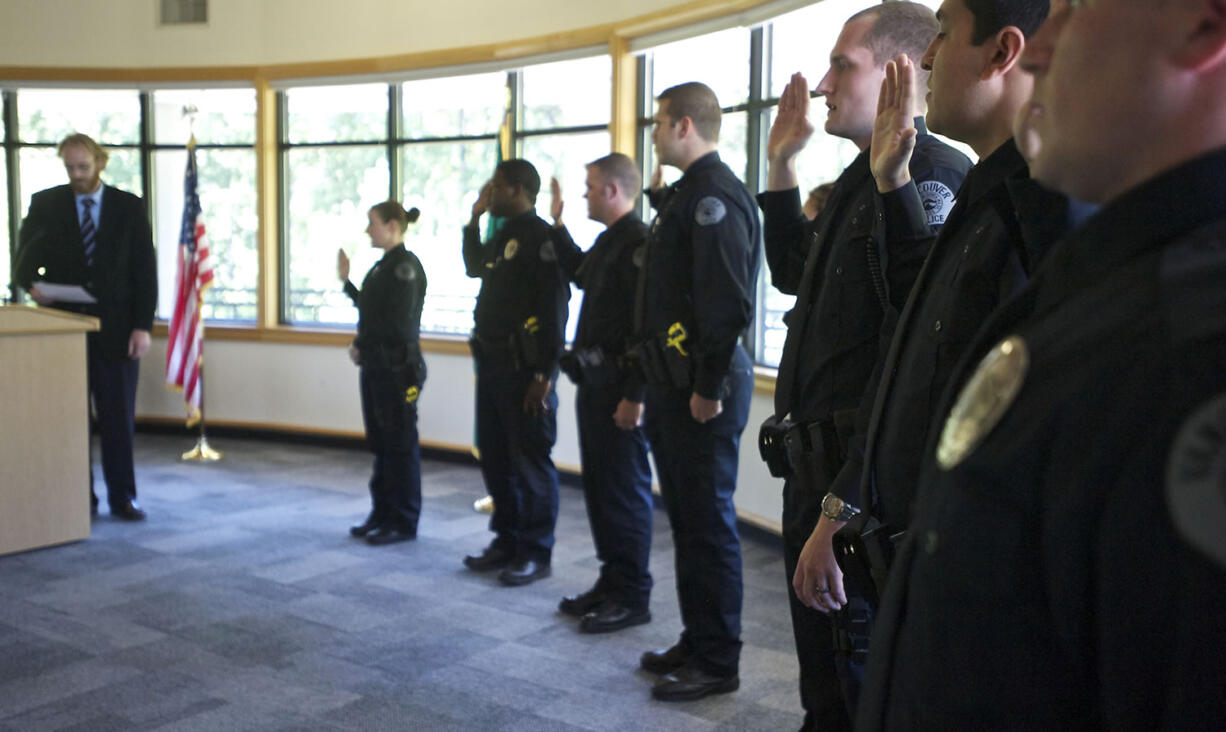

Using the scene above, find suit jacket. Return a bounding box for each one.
[14,184,158,360]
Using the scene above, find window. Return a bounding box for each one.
[402,72,505,335]
[3,87,257,322]
[282,57,612,338]
[151,88,258,322]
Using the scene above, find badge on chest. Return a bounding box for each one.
[936,335,1030,470]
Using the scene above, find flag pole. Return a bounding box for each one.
[182,359,221,461]
[171,106,221,462]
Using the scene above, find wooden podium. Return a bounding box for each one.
[0,305,98,556]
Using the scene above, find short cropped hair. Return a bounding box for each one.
[587,153,642,199]
[57,133,109,167]
[848,1,940,66]
[496,158,542,202]
[657,82,722,143]
[369,200,421,232]
[963,0,1049,43]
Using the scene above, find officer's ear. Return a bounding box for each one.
[1174,0,1226,70]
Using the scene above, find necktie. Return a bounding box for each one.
[80,198,97,267]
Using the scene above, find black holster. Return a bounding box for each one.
[833,513,902,611]
[559,345,620,387]
[757,415,844,479]
[632,332,691,390]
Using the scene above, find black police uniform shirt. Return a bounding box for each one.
[463,209,569,373]
[858,147,1226,731]
[759,119,971,425]
[344,243,427,370]
[829,139,1076,525]
[637,151,761,400]
[552,211,649,403]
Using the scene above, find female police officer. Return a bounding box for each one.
[338,201,427,545]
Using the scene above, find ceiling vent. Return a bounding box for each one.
[160,0,208,25]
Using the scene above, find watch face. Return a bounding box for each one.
[822,494,843,516]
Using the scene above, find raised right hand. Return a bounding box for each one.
[869,54,919,193]
[549,177,564,226]
[767,73,816,166]
[337,248,350,282]
[471,180,493,221]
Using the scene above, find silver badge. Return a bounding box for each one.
[695,196,727,226]
[919,180,956,226]
[632,245,646,268]
[1167,393,1226,568]
[937,335,1030,470]
[539,240,556,262]
[504,238,519,260]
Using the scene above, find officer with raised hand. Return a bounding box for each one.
[634,81,760,702]
[461,159,569,588]
[858,0,1226,727]
[548,154,655,634]
[757,3,970,726]
[795,0,1069,621]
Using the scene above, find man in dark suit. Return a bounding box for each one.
[14,133,158,521]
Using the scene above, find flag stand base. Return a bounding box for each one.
[182,436,223,462]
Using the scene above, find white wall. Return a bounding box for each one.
[0,0,696,68]
[137,338,784,532]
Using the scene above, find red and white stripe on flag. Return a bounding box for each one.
[165,143,214,426]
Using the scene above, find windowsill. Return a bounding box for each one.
[148,321,779,389]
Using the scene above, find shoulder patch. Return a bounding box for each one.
[394,261,416,281]
[918,180,956,226]
[1166,393,1226,568]
[539,239,556,263]
[694,196,727,226]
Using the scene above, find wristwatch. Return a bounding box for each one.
[821,492,860,522]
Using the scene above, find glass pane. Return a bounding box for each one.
[17,89,141,145]
[284,145,389,324]
[403,72,506,139]
[152,88,256,145]
[400,139,495,335]
[153,149,258,322]
[18,147,142,209]
[1,166,8,301]
[521,56,612,130]
[650,27,751,108]
[285,83,388,143]
[521,130,613,343]
[768,0,876,98]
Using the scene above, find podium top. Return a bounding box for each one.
[0,304,100,335]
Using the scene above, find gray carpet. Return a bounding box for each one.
[0,433,804,731]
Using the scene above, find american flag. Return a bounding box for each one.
[165,142,214,426]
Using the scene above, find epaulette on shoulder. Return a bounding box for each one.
[1162,220,1226,343]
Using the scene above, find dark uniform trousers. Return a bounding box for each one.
[576,382,653,607]
[476,355,559,562]
[359,364,422,531]
[644,345,753,678]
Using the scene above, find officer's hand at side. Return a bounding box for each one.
[613,398,644,431]
[523,377,552,417]
[337,248,350,282]
[127,329,152,360]
[27,285,54,306]
[549,177,564,227]
[870,54,919,194]
[793,515,849,613]
[766,73,815,174]
[348,343,360,366]
[689,393,722,423]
